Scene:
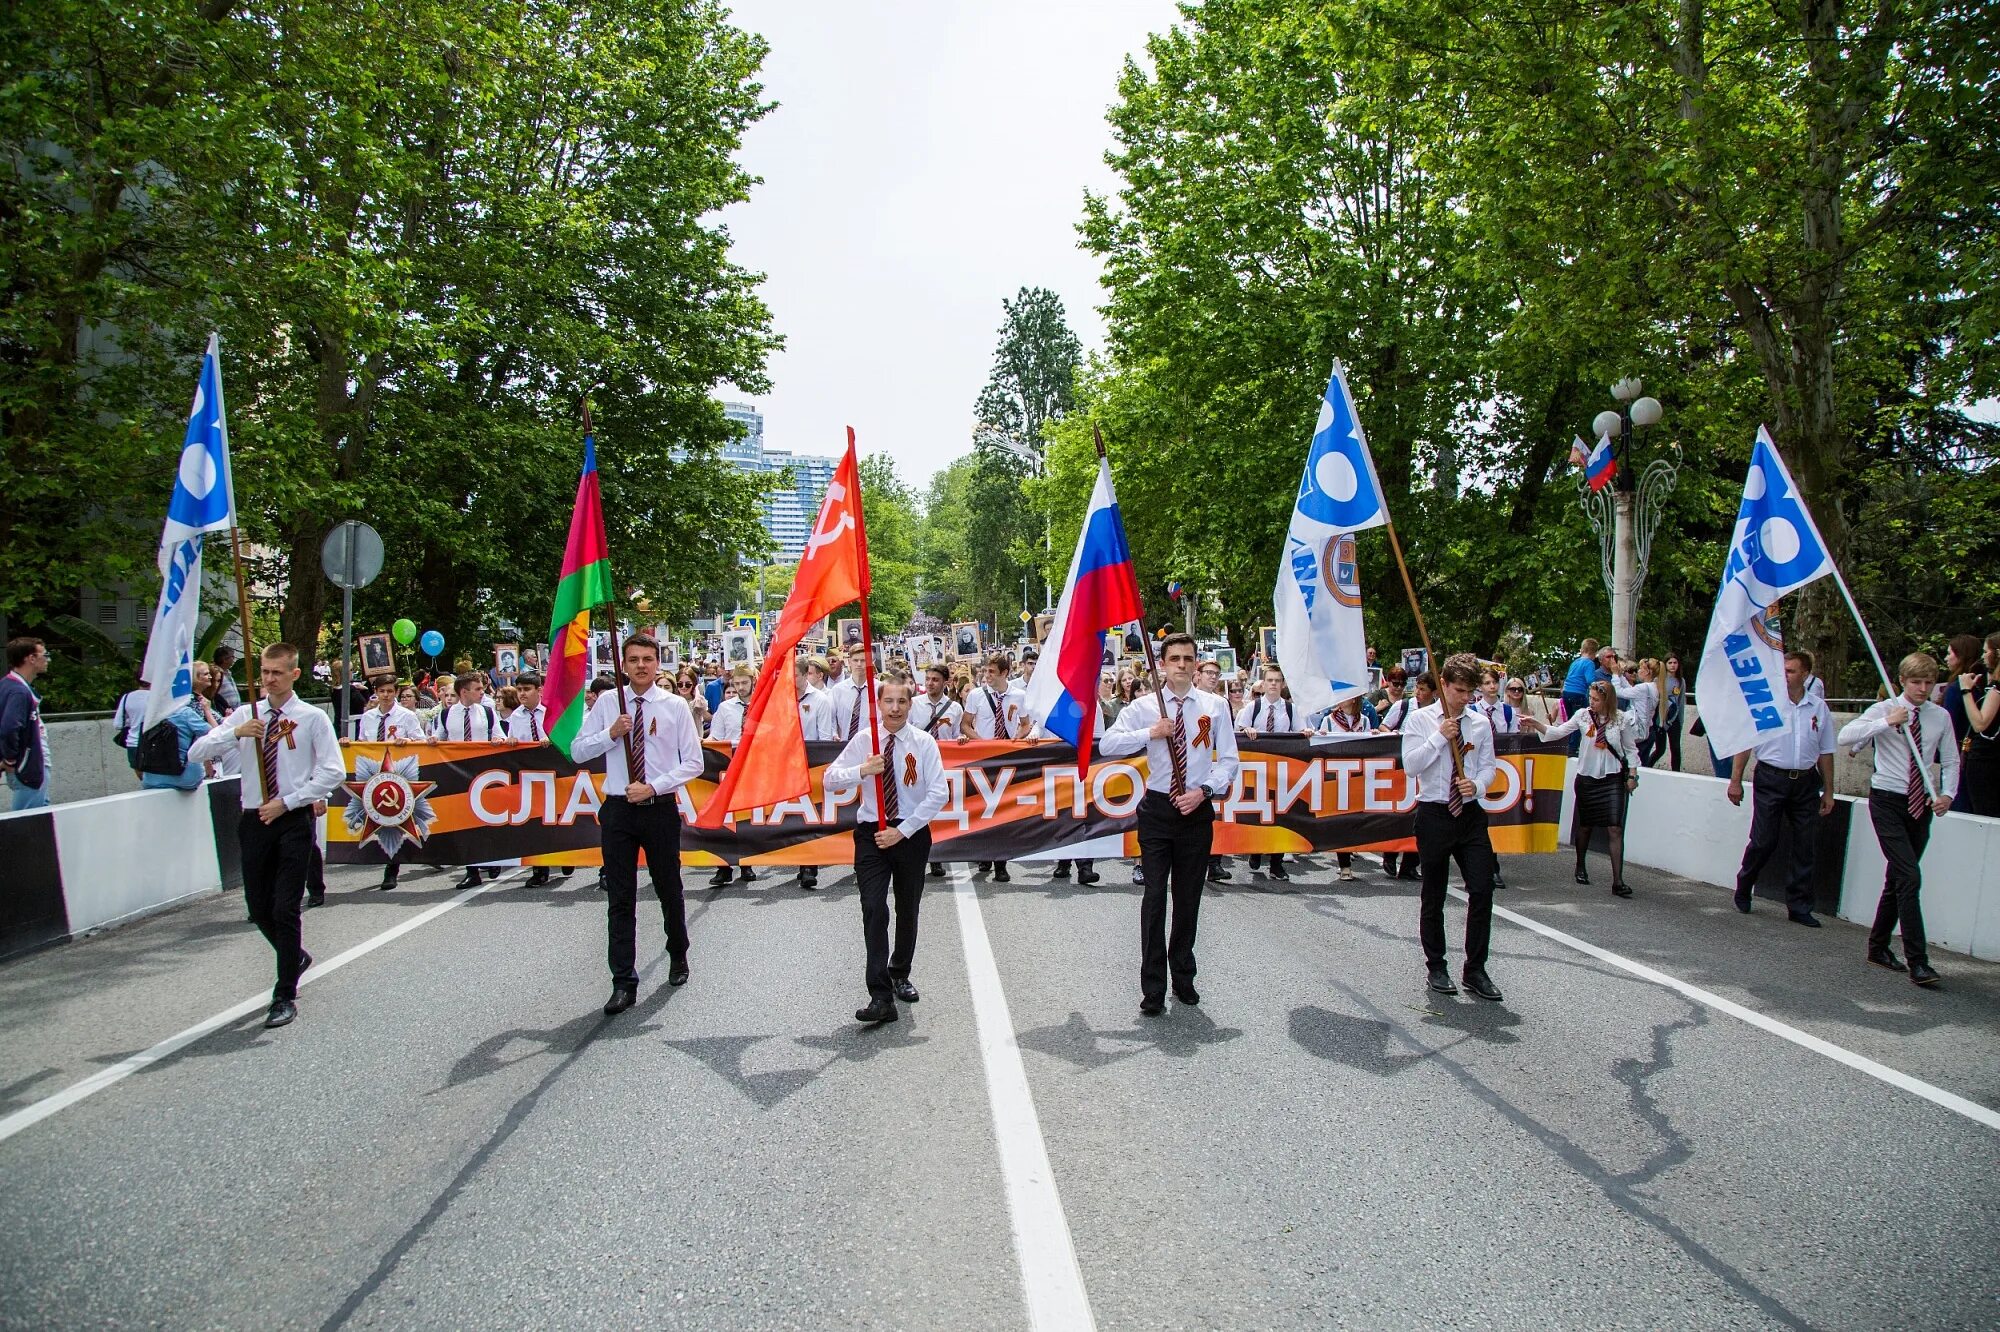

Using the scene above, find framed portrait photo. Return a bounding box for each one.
[1033,613,1054,645]
[723,629,758,668]
[1121,624,1145,655]
[492,642,520,681]
[1259,626,1278,664]
[838,618,863,649]
[952,622,982,661]
[1214,646,1238,678]
[359,632,395,681]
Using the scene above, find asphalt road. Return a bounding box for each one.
[2,846,1997,1331]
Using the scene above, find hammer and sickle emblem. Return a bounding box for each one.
[806,481,856,558]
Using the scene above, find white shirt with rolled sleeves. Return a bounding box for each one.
[190,695,344,811]
[827,676,877,740]
[1236,695,1301,734]
[1747,692,1836,771]
[709,695,747,743]
[1401,700,1497,805]
[823,723,949,836]
[963,683,1027,740]
[910,693,962,740]
[796,685,834,742]
[1100,686,1240,798]
[1534,709,1639,779]
[1837,698,1960,797]
[503,702,549,744]
[1378,696,1415,732]
[352,704,426,743]
[1611,675,1660,725]
[570,685,704,798]
[429,702,504,742]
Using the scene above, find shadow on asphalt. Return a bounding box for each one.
[1016,1006,1244,1072]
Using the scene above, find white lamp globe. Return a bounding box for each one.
[1592,410,1624,439]
[1630,396,1663,427]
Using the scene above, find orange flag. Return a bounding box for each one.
[693,429,870,827]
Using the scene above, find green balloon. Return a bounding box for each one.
[391,618,417,645]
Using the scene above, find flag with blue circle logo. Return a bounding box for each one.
[141,334,237,729]
[1695,427,1833,759]
[1273,360,1388,718]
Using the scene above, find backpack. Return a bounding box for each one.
[136,719,186,776]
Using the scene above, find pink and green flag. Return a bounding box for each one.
[545,431,616,757]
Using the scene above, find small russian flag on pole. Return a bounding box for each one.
[1584,434,1618,492]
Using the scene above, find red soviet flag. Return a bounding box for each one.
[693,429,870,827]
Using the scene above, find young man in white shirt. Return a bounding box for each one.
[572,635,704,1014]
[1403,653,1502,1001]
[429,673,504,743]
[911,665,963,878]
[1237,663,1302,881]
[962,652,1028,882]
[188,643,344,1029]
[705,670,758,889]
[353,676,424,743]
[828,641,876,742]
[825,671,950,1025]
[1839,652,1960,987]
[502,672,570,887]
[1101,633,1241,1015]
[1727,650,1837,924]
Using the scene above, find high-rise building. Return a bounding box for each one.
[720,402,837,559]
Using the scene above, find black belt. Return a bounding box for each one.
[1758,765,1816,779]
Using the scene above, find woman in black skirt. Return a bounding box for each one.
[1525,681,1642,896]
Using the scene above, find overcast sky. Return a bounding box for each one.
[716,0,1181,487]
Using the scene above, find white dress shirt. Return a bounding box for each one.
[1837,698,1961,797]
[963,683,1027,739]
[1611,676,1661,725]
[1378,695,1415,732]
[1317,706,1370,738]
[1100,685,1241,797]
[824,723,950,836]
[352,704,426,743]
[430,701,504,742]
[797,686,834,742]
[190,695,344,811]
[1471,696,1523,735]
[1236,695,1301,734]
[504,702,550,744]
[1401,701,1498,804]
[709,695,747,743]
[571,684,704,798]
[1746,691,1836,771]
[910,693,962,740]
[1535,709,1640,779]
[827,676,879,740]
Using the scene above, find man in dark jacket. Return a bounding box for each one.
[1,638,53,810]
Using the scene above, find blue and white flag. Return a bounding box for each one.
[141,335,236,729]
[1695,426,1832,759]
[1273,361,1388,718]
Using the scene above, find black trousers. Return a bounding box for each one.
[601,795,689,987]
[1735,765,1820,912]
[1417,802,1497,970]
[239,807,315,1002]
[1561,692,1589,755]
[1136,789,1214,1000]
[1867,790,1933,962]
[1664,716,1684,772]
[855,826,931,1002]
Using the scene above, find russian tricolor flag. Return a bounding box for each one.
[1022,456,1145,771]
[1584,435,1618,492]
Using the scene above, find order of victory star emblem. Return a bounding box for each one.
[342,753,439,858]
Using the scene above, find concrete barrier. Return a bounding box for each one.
[1615,768,2000,960]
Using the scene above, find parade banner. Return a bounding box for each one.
[327,737,1568,869]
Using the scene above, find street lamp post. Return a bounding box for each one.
[1581,378,1677,660]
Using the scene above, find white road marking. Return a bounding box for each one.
[952,871,1098,1332]
[0,872,517,1146]
[1460,889,2000,1133]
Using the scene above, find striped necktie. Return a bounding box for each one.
[529,707,541,742]
[631,697,648,784]
[259,703,281,804]
[1445,711,1465,816]
[1907,708,1927,818]
[881,731,899,823]
[1168,697,1188,796]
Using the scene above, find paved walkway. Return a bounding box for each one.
[1,848,1996,1329]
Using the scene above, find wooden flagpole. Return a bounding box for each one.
[1382,516,1465,787]
[850,427,889,829]
[1096,426,1170,719]
[228,525,258,703]
[585,401,643,782]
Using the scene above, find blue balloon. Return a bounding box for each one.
[419,630,445,657]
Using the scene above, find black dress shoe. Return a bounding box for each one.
[1574,867,1590,885]
[1867,947,1907,972]
[668,959,690,986]
[1909,960,1941,987]
[993,864,1010,883]
[603,986,637,1015]
[1076,865,1101,885]
[378,874,397,891]
[1051,861,1071,880]
[1397,865,1421,881]
[797,871,818,892]
[526,868,551,887]
[1733,884,1753,913]
[1132,867,1146,887]
[1611,882,1634,898]
[456,870,482,889]
[928,863,945,878]
[892,977,919,1002]
[304,894,325,909]
[264,1000,297,1029]
[1427,964,1458,996]
[298,950,313,976]
[740,867,758,883]
[708,867,733,888]
[1788,910,1822,928]
[1270,863,1290,881]
[1207,862,1231,883]
[1462,969,1504,1002]
[1139,997,1165,1016]
[1172,981,1200,1006]
[856,998,898,1024]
